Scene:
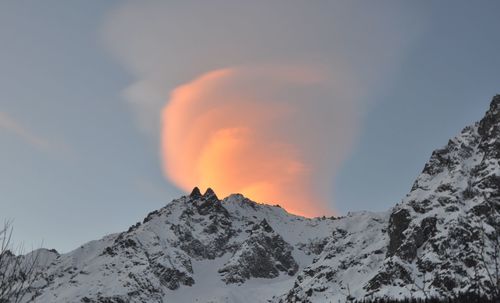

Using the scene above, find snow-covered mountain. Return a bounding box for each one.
[25,95,500,302]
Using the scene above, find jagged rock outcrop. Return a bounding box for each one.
[219,219,298,284]
[283,95,500,302]
[367,96,500,298]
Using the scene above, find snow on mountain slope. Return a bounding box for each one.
[26,188,340,303]
[23,95,500,303]
[282,95,500,302]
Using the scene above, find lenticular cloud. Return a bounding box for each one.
[102,1,422,216]
[161,65,360,217]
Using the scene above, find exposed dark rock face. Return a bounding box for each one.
[478,95,500,139]
[171,190,234,260]
[203,187,218,202]
[189,186,202,199]
[387,208,411,258]
[365,261,412,292]
[153,266,194,290]
[297,238,329,256]
[219,219,298,284]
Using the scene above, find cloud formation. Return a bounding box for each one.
[102,1,423,215]
[161,66,360,216]
[0,111,62,152]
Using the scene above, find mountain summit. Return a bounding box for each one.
[21,96,500,302]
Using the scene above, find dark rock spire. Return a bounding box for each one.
[189,187,202,199]
[203,188,218,201]
[478,94,500,137]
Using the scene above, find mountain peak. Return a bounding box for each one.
[478,94,500,137]
[189,187,202,199]
[491,94,500,106]
[203,187,218,201]
[486,94,500,117]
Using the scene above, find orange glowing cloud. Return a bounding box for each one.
[102,1,422,217]
[161,66,360,217]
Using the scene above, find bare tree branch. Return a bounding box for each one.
[0,221,40,303]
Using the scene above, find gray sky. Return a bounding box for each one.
[1,1,499,252]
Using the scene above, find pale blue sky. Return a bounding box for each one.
[1,1,499,252]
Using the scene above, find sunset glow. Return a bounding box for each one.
[161,66,343,217]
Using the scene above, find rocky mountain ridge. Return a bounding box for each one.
[20,95,500,302]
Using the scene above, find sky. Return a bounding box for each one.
[1,0,499,253]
